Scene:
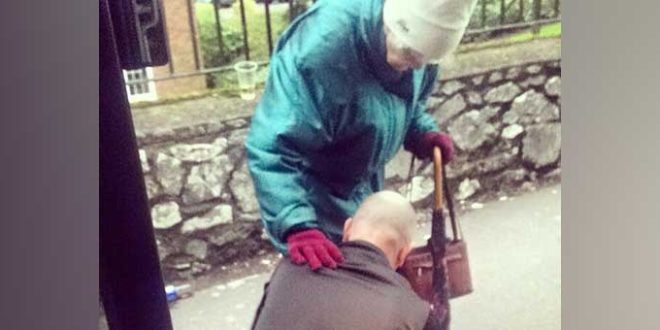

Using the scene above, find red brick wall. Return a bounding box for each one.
[152,0,206,99]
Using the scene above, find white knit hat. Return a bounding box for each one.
[383,0,478,61]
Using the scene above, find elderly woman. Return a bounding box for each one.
[246,0,477,270]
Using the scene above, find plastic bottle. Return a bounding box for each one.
[165,283,193,302]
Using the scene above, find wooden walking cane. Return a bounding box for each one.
[398,147,474,328]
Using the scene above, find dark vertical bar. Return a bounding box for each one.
[288,0,293,22]
[481,0,487,28]
[534,0,542,20]
[264,0,274,56]
[554,0,560,17]
[532,0,542,34]
[500,0,505,24]
[212,0,225,62]
[186,0,201,70]
[100,0,173,329]
[519,0,524,22]
[158,0,175,73]
[238,0,250,60]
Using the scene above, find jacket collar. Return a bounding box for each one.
[339,240,392,268]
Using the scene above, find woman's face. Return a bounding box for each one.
[385,29,425,72]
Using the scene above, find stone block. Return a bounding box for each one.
[503,90,559,125]
[181,204,233,234]
[182,155,234,204]
[522,124,561,168]
[484,82,522,103]
[433,94,466,124]
[151,202,182,229]
[155,153,185,196]
[448,110,498,152]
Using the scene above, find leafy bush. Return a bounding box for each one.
[196,2,289,64]
[196,1,290,88]
[199,26,244,68]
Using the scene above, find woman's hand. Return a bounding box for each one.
[286,229,344,271]
[410,132,455,162]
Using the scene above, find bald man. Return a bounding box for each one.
[251,191,440,330]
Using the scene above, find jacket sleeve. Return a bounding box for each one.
[246,56,331,247]
[245,35,359,251]
[246,3,359,249]
[404,65,441,152]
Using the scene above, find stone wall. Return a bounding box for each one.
[385,60,561,207]
[138,59,561,281]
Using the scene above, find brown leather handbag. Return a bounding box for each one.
[398,147,473,301]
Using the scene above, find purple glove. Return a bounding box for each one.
[286,229,344,270]
[409,132,455,163]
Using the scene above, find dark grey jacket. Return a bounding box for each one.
[251,240,437,330]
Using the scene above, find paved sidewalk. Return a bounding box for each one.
[167,185,561,330]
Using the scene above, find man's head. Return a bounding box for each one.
[383,0,478,72]
[342,191,417,269]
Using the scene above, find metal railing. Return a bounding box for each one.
[464,0,560,41]
[126,0,560,91]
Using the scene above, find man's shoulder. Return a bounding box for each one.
[266,257,431,328]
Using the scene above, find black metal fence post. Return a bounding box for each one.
[532,0,542,34]
[264,0,274,56]
[186,0,201,69]
[500,0,506,25]
[212,0,225,62]
[238,0,250,60]
[481,0,487,28]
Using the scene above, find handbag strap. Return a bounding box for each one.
[406,149,462,242]
[442,162,462,242]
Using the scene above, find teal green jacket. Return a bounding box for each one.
[246,0,440,253]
